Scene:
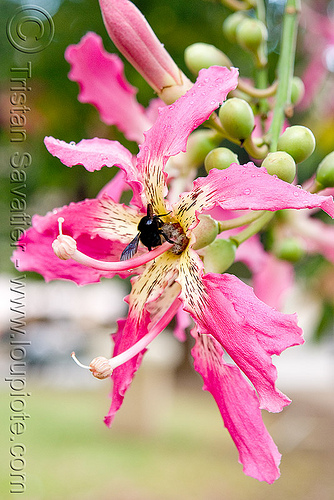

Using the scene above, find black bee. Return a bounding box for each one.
[120,204,175,261]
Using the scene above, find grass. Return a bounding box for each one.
[1,376,333,500]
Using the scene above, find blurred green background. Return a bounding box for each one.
[1,0,334,499]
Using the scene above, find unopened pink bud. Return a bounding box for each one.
[98,0,192,103]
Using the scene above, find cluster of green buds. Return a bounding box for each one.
[100,0,334,275]
[181,0,334,274]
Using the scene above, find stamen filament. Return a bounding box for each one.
[71,241,173,271]
[108,298,181,371]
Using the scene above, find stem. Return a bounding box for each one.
[230,211,274,246]
[237,79,278,98]
[268,0,301,151]
[243,135,268,159]
[218,210,267,232]
[220,0,255,11]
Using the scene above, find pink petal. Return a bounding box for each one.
[191,331,281,483]
[12,198,141,285]
[13,224,126,285]
[97,169,127,202]
[44,136,142,205]
[175,163,334,232]
[177,250,303,413]
[251,253,294,309]
[199,273,304,412]
[144,97,166,122]
[236,236,294,309]
[136,65,239,213]
[44,136,133,172]
[65,32,152,143]
[174,307,191,342]
[104,272,181,427]
[104,312,150,427]
[293,214,334,263]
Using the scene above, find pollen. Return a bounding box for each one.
[161,222,189,254]
[89,356,113,379]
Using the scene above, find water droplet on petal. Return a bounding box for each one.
[70,141,76,146]
[244,188,251,195]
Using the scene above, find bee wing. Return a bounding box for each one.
[120,233,140,261]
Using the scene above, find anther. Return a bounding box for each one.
[71,352,113,379]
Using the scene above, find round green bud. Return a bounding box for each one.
[262,151,296,183]
[204,147,239,173]
[222,12,247,44]
[203,238,236,274]
[192,214,219,250]
[184,43,232,75]
[276,237,304,262]
[236,18,268,53]
[182,130,222,169]
[316,151,334,187]
[219,98,255,141]
[290,76,305,105]
[277,125,316,164]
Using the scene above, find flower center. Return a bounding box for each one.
[161,222,189,254]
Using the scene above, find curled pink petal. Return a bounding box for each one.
[175,162,334,232]
[235,236,294,310]
[137,65,239,214]
[177,250,303,413]
[65,32,152,143]
[44,136,142,205]
[191,332,281,483]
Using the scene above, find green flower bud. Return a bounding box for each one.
[204,147,239,173]
[290,76,305,105]
[316,151,334,187]
[236,18,268,53]
[222,12,247,44]
[262,151,296,183]
[276,237,304,262]
[219,98,255,141]
[192,214,219,250]
[203,238,236,274]
[184,130,222,168]
[184,43,232,75]
[277,125,316,164]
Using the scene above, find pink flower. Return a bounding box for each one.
[299,3,334,111]
[65,32,162,144]
[235,235,294,309]
[98,0,192,103]
[13,66,334,483]
[275,208,334,263]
